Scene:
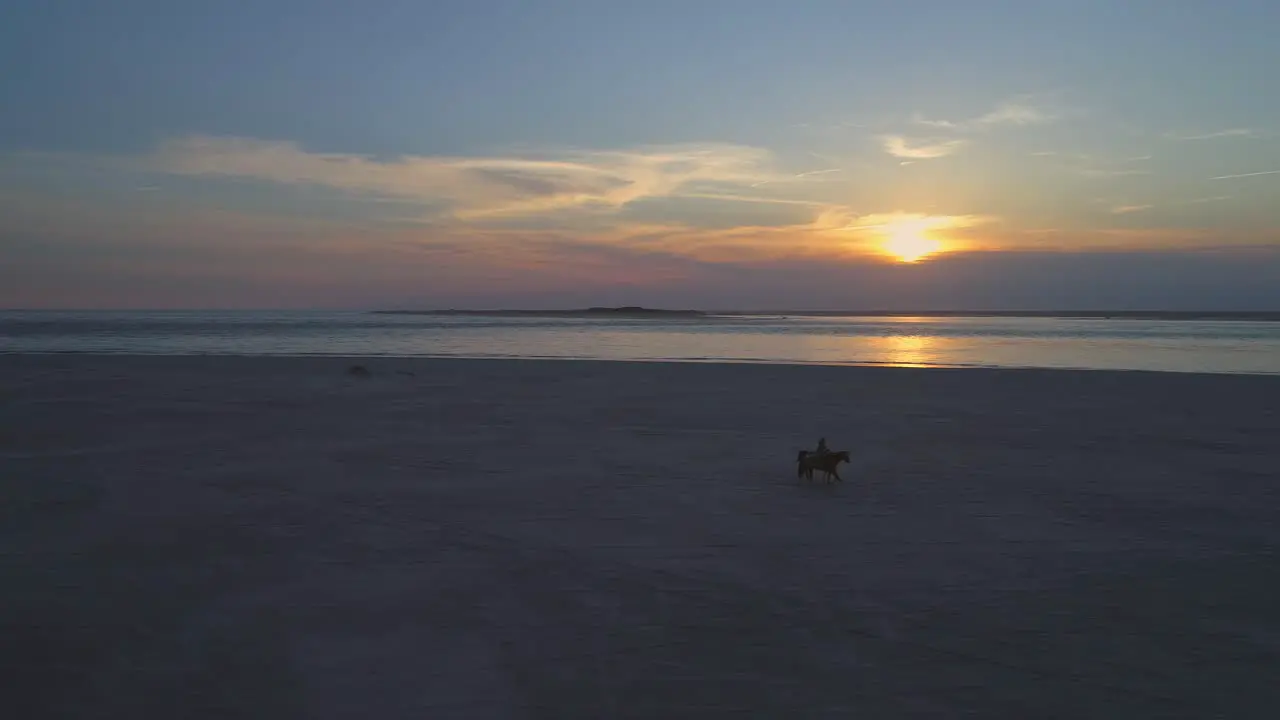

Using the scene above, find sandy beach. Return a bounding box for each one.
[4,354,1279,718]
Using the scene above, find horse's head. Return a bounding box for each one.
[833,450,851,464]
[796,450,810,462]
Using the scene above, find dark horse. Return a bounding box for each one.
[796,449,851,483]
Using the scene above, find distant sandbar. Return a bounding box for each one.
[375,306,706,318]
[374,308,1280,321]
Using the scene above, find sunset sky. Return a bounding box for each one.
[3,1,1279,309]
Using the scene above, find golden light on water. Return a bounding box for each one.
[879,333,932,367]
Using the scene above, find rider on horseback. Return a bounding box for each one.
[797,437,848,482]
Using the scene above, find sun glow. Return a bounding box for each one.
[880,217,944,263]
[842,213,983,263]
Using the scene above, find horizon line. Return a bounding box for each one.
[9,307,1280,320]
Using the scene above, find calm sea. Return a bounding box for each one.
[2,310,1278,375]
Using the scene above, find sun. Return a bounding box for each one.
[844,212,980,263]
[880,217,943,263]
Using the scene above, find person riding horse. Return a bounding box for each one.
[797,437,848,482]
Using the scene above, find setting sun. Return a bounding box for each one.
[882,218,944,262]
[846,214,963,263]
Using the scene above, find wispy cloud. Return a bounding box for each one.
[1211,169,1280,180]
[911,115,959,130]
[1110,204,1153,215]
[750,167,842,188]
[877,135,967,159]
[793,120,867,131]
[1052,152,1152,179]
[1077,168,1151,178]
[890,96,1057,162]
[973,101,1056,127]
[1164,128,1259,141]
[675,192,826,207]
[120,135,813,223]
[911,98,1057,132]
[841,211,994,233]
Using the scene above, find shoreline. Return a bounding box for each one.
[4,350,1279,378]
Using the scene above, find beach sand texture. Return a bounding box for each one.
[4,355,1279,718]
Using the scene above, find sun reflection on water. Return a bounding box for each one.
[876,334,935,367]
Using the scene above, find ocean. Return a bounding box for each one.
[2,310,1278,375]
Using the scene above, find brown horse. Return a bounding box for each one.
[797,450,851,483]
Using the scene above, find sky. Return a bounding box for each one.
[3,0,1280,310]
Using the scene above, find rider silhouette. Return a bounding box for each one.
[815,437,829,455]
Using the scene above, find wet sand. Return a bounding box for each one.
[4,354,1279,718]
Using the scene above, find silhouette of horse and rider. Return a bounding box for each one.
[796,436,850,483]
